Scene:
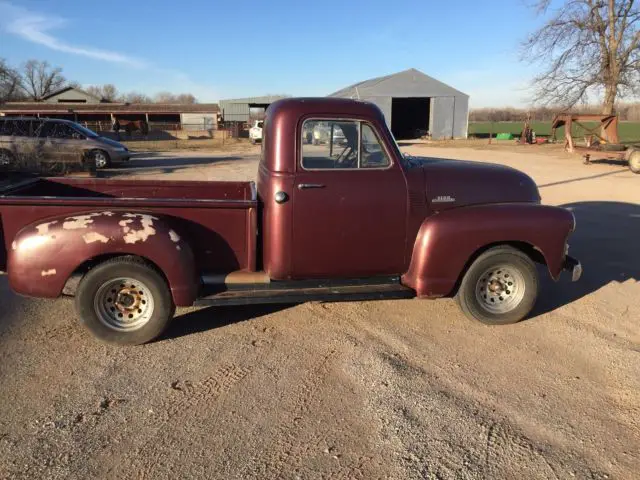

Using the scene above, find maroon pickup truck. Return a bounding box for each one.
[0,98,581,345]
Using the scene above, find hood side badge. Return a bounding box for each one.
[432,195,456,203]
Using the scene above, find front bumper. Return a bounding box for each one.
[111,151,131,163]
[563,255,582,282]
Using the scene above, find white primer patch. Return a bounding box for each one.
[119,218,133,233]
[63,213,103,230]
[41,269,57,277]
[83,232,109,244]
[169,230,180,242]
[36,221,58,234]
[121,214,159,244]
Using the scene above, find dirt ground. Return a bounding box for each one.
[0,142,638,479]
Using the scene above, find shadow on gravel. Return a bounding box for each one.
[532,201,640,317]
[157,303,293,342]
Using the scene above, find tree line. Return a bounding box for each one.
[470,103,640,123]
[0,58,197,104]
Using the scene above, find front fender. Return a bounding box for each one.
[8,210,198,306]
[402,203,575,297]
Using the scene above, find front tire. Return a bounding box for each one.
[455,246,538,325]
[628,150,640,174]
[75,256,175,345]
[88,149,110,169]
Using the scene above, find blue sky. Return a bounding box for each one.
[0,0,547,107]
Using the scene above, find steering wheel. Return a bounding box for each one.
[336,146,357,167]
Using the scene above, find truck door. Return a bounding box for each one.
[292,119,407,278]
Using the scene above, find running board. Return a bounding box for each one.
[194,282,415,307]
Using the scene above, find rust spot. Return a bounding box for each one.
[41,269,57,277]
[83,232,109,244]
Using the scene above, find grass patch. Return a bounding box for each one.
[469,121,640,145]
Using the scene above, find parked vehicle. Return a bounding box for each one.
[0,98,581,345]
[249,120,264,144]
[311,121,346,145]
[0,117,130,170]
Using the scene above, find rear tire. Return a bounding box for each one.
[455,246,538,325]
[628,150,640,174]
[75,256,175,345]
[0,149,14,167]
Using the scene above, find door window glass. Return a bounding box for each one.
[37,122,76,139]
[360,124,391,168]
[301,120,359,169]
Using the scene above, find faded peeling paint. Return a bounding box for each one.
[83,232,110,244]
[62,212,110,230]
[121,214,159,244]
[36,221,58,234]
[41,269,57,277]
[169,230,180,242]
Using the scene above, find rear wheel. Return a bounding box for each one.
[0,149,14,166]
[75,256,175,345]
[628,150,640,174]
[455,246,538,325]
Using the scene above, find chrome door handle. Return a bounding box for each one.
[297,183,325,190]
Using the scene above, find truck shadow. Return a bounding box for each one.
[532,201,640,317]
[159,304,292,342]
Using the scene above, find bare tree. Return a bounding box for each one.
[20,60,67,101]
[523,0,640,114]
[121,91,152,104]
[86,84,119,102]
[0,58,24,103]
[153,91,197,103]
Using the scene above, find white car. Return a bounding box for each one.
[249,120,264,144]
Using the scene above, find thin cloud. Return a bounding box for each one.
[0,1,145,67]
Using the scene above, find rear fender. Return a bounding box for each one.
[8,210,198,306]
[402,203,575,297]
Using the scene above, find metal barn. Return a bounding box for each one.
[329,68,469,140]
[219,95,287,123]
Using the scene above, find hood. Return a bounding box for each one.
[409,156,540,211]
[95,136,127,149]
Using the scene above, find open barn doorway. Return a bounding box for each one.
[391,97,430,139]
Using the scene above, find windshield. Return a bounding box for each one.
[73,124,99,138]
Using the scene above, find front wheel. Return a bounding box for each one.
[75,256,175,345]
[88,149,110,169]
[455,246,538,325]
[628,150,640,174]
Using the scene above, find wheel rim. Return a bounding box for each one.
[94,151,108,168]
[0,151,10,164]
[475,264,526,314]
[94,277,154,331]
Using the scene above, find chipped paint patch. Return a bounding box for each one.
[176,245,181,251]
[169,230,180,242]
[121,214,159,244]
[63,213,103,230]
[11,241,17,250]
[41,269,57,277]
[83,232,109,244]
[36,221,58,234]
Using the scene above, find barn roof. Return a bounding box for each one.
[329,68,468,99]
[0,102,220,114]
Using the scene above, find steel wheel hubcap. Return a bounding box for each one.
[94,277,154,331]
[95,152,107,168]
[475,265,525,314]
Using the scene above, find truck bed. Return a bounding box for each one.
[0,176,258,274]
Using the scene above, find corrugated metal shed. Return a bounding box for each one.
[329,68,469,139]
[219,95,287,122]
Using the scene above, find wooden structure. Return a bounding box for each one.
[551,113,619,153]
